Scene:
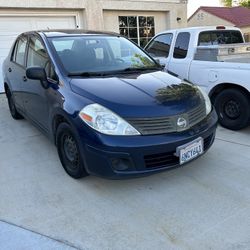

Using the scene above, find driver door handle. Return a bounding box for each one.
[23,76,27,82]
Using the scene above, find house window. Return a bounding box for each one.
[119,16,155,47]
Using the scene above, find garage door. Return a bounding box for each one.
[0,15,78,92]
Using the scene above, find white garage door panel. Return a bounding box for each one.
[0,15,77,92]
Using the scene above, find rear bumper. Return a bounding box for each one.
[80,109,218,179]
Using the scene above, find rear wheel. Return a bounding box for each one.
[56,122,89,179]
[214,88,250,130]
[5,86,23,120]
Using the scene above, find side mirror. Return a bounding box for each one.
[26,67,46,81]
[26,67,49,88]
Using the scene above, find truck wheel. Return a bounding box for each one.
[56,122,89,179]
[5,87,23,120]
[214,88,250,130]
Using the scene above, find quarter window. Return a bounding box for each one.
[173,32,190,59]
[119,16,155,47]
[14,37,28,66]
[145,33,173,58]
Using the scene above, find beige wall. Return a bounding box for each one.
[188,10,233,27]
[241,26,250,42]
[0,0,187,31]
[241,26,250,34]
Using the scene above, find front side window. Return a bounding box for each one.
[145,33,173,58]
[173,32,190,59]
[27,36,56,80]
[198,31,244,45]
[119,16,155,47]
[13,36,28,66]
[49,36,158,74]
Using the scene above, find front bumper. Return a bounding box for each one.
[79,109,217,179]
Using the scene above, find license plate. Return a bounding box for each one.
[176,137,204,165]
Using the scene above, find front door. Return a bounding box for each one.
[22,35,53,131]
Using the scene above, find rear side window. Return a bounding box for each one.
[145,33,173,58]
[198,31,244,45]
[13,36,28,66]
[173,32,190,59]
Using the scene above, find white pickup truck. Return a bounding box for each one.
[145,26,250,130]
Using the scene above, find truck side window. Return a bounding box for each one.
[173,32,190,59]
[145,33,173,58]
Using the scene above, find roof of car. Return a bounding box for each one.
[35,29,120,37]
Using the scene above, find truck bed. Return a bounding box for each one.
[194,43,250,63]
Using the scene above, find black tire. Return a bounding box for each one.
[56,122,89,179]
[214,88,250,130]
[5,87,24,120]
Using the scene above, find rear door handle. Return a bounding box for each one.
[23,76,27,82]
[8,68,12,72]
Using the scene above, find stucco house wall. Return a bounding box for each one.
[0,0,187,31]
[188,9,233,27]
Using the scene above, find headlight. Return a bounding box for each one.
[197,86,212,115]
[79,103,140,136]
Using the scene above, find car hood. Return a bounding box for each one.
[70,71,203,118]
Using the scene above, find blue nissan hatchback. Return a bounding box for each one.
[2,30,217,179]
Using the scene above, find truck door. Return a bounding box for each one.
[167,32,191,80]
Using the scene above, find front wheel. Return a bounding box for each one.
[56,122,89,179]
[214,88,250,130]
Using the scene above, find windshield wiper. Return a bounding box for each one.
[68,72,107,77]
[68,66,162,77]
[122,66,162,72]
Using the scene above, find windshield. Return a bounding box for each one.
[49,35,158,75]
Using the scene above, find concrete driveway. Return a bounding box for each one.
[0,94,250,250]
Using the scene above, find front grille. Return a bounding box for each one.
[128,103,206,135]
[144,133,215,169]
